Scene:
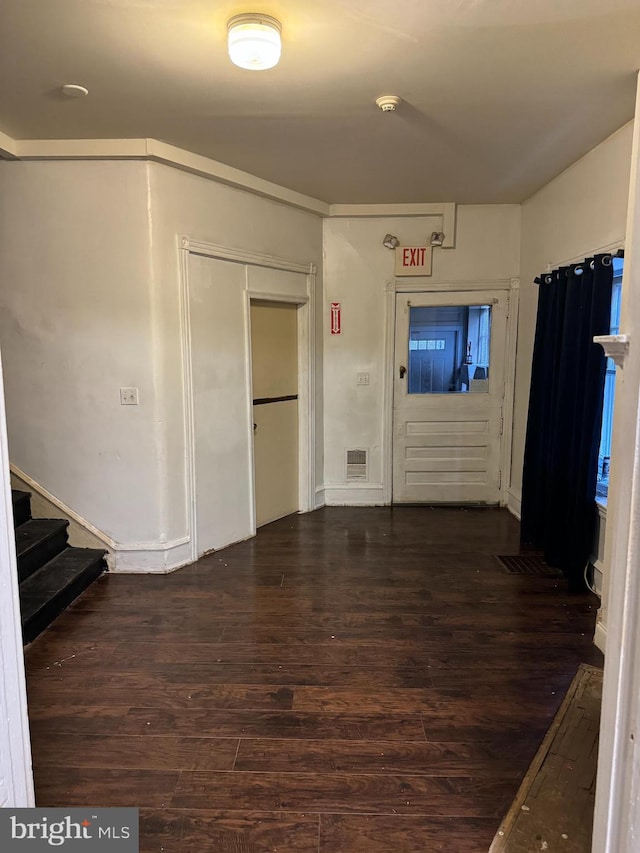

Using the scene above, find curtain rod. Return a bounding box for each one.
[544,242,624,273]
[535,249,624,285]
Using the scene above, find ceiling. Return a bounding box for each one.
[1,0,639,204]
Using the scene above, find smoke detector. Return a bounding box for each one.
[61,84,89,98]
[376,95,401,112]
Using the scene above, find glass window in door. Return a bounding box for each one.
[407,304,492,394]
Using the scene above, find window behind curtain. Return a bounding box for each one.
[597,256,624,503]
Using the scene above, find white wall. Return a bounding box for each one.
[514,123,633,648]
[0,137,628,569]
[509,123,633,650]
[148,163,324,543]
[0,160,323,570]
[513,123,633,500]
[322,205,521,503]
[0,161,164,546]
[591,76,640,853]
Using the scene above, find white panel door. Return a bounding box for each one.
[392,290,508,504]
[190,255,253,554]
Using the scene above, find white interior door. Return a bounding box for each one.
[392,290,509,504]
[190,255,253,554]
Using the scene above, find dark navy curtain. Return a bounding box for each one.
[520,255,613,591]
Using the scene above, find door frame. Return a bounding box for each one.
[179,237,317,561]
[0,347,34,807]
[382,276,520,505]
[592,72,640,852]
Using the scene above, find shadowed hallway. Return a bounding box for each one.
[24,507,602,852]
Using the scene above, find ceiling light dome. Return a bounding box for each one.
[228,14,282,71]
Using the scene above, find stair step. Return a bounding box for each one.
[20,547,106,644]
[15,518,69,582]
[11,489,31,528]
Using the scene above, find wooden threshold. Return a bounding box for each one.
[490,663,603,852]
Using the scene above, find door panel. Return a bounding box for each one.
[251,302,299,527]
[253,400,298,527]
[190,256,253,554]
[393,291,508,504]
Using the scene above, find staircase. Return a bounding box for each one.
[12,489,106,644]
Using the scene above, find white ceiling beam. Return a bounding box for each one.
[329,202,457,246]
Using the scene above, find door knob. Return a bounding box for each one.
[399,365,407,379]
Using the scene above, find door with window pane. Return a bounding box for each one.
[393,291,508,504]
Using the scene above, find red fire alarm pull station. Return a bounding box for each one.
[330,302,341,335]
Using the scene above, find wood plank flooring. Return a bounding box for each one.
[24,506,603,852]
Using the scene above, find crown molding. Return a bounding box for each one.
[145,139,329,216]
[5,134,330,217]
[2,131,460,228]
[0,129,17,159]
[15,138,149,159]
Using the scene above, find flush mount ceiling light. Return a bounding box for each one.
[383,234,400,249]
[228,14,282,70]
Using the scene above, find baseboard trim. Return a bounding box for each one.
[594,620,607,654]
[506,487,522,520]
[111,540,194,574]
[591,560,604,597]
[324,484,386,506]
[10,464,192,574]
[314,486,326,509]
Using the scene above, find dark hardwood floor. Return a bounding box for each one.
[24,506,603,852]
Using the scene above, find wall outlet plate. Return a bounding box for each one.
[120,387,139,405]
[357,372,370,386]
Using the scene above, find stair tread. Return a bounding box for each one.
[20,547,105,623]
[14,518,69,556]
[11,489,30,504]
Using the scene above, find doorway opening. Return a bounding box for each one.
[182,245,315,560]
[250,300,299,527]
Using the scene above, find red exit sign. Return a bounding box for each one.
[395,246,433,277]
